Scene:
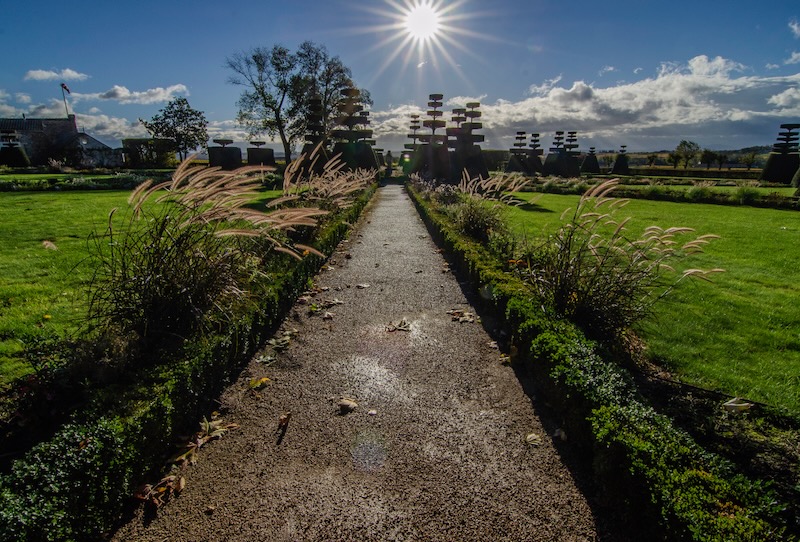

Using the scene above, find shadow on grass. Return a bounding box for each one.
[516,201,554,213]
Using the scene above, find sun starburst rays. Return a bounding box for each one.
[341,0,491,97]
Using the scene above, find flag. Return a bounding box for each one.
[61,83,71,94]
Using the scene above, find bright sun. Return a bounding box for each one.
[405,2,441,41]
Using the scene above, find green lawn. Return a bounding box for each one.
[507,193,800,414]
[0,188,284,385]
[0,191,131,383]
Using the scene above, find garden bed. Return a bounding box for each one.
[407,183,796,541]
[0,183,376,541]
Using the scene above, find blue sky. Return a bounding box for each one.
[1,0,799,153]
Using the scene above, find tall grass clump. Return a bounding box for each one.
[525,179,723,341]
[279,144,376,212]
[431,171,531,254]
[87,159,326,357]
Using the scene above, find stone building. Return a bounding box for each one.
[0,114,122,168]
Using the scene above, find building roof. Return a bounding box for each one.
[0,118,46,132]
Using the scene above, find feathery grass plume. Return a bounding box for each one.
[525,179,723,342]
[279,144,376,211]
[87,158,328,357]
[458,170,532,206]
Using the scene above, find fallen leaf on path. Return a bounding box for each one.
[255,354,276,365]
[525,433,541,446]
[277,412,292,431]
[447,309,475,323]
[249,377,271,390]
[356,283,370,289]
[322,311,335,320]
[553,428,568,441]
[386,318,412,332]
[499,354,511,366]
[338,398,358,414]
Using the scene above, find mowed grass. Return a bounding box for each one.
[0,191,131,383]
[507,193,800,414]
[0,188,285,385]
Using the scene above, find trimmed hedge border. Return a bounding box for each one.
[0,185,376,542]
[407,185,792,541]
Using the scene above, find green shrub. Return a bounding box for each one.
[0,419,135,542]
[447,197,509,245]
[732,186,760,205]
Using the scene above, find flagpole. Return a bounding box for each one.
[61,85,69,117]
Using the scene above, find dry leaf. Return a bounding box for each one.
[338,398,358,414]
[525,433,541,446]
[249,377,271,390]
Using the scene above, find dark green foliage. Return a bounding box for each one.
[139,97,208,161]
[0,420,135,542]
[733,186,761,205]
[447,196,508,244]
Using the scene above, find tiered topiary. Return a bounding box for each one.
[446,101,488,182]
[330,88,378,171]
[403,114,422,174]
[505,131,530,174]
[542,130,581,177]
[527,133,544,175]
[611,144,630,175]
[761,124,800,184]
[581,146,601,174]
[208,138,241,170]
[246,140,275,167]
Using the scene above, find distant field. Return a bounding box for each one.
[507,193,800,414]
[0,188,283,386]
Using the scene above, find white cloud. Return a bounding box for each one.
[72,84,189,105]
[598,65,616,76]
[767,87,800,108]
[766,63,780,70]
[785,52,800,65]
[207,119,250,142]
[528,76,562,97]
[75,112,149,142]
[446,94,488,107]
[633,67,643,74]
[24,68,89,81]
[15,93,31,104]
[686,55,745,76]
[417,61,427,68]
[370,54,800,151]
[790,18,800,38]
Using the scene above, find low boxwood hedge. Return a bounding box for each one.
[408,184,790,541]
[0,186,375,542]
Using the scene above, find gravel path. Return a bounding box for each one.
[113,184,606,541]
